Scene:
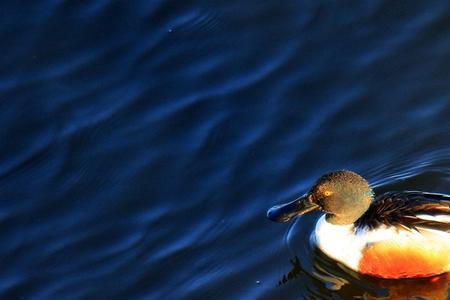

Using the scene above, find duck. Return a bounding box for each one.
[267,170,450,279]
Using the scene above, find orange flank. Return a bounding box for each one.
[359,241,450,279]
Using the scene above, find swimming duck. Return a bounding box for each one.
[267,170,450,279]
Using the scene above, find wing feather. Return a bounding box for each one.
[355,191,450,231]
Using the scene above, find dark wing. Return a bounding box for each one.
[354,191,450,231]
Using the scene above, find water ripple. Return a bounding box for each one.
[1,1,450,299]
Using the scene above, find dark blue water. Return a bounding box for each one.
[2,1,450,299]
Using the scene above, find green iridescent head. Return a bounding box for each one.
[267,170,374,225]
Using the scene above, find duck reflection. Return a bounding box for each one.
[278,257,303,286]
[279,249,450,300]
[362,274,449,300]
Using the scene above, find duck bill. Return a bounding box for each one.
[267,194,319,223]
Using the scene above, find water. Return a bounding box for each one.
[1,1,450,299]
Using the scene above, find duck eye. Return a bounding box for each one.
[324,191,333,197]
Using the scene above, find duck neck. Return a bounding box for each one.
[325,213,362,225]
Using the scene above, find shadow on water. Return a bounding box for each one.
[275,172,450,300]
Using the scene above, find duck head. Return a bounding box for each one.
[267,170,374,225]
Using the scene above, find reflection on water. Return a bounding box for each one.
[279,253,450,300]
[278,257,303,286]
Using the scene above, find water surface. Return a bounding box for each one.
[1,1,450,299]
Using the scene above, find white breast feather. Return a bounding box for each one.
[313,215,450,271]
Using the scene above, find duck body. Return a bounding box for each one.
[315,191,450,279]
[267,171,450,279]
[315,214,450,279]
